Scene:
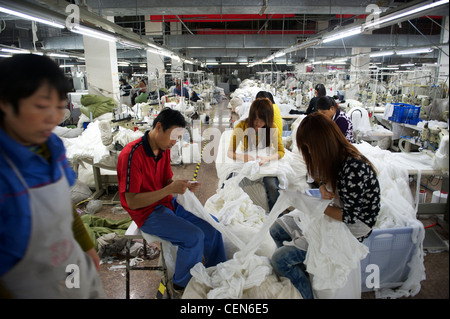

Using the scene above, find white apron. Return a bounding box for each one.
[1,153,104,298]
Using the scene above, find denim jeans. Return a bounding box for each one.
[270,222,314,299]
[224,173,280,212]
[262,176,280,211]
[140,198,226,287]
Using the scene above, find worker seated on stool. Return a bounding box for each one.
[117,108,226,294]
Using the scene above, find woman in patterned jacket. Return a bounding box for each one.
[317,96,354,143]
[270,112,380,299]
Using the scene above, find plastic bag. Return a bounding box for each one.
[86,199,102,214]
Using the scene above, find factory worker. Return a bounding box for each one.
[255,90,283,137]
[227,98,285,211]
[317,96,354,143]
[117,108,226,297]
[305,83,326,114]
[0,54,104,298]
[119,78,132,97]
[174,81,189,99]
[270,113,380,299]
[134,76,147,93]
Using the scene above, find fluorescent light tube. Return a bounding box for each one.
[1,48,30,54]
[71,26,116,42]
[369,50,395,57]
[364,0,449,30]
[322,27,362,43]
[0,6,65,29]
[396,48,433,55]
[48,53,70,58]
[120,41,142,49]
[400,63,415,67]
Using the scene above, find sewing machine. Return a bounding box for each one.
[420,125,448,150]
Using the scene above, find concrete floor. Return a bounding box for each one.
[91,98,448,299]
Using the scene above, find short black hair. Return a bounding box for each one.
[0,54,71,120]
[315,83,326,97]
[316,96,334,111]
[255,91,275,104]
[152,107,186,131]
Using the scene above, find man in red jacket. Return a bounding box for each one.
[117,108,226,294]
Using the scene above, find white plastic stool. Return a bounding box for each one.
[124,221,170,299]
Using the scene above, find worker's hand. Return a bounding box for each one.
[85,247,101,271]
[243,154,255,162]
[188,181,201,193]
[319,184,338,200]
[257,156,271,166]
[170,180,190,194]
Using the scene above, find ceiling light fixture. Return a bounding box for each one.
[396,48,433,55]
[363,0,449,30]
[120,41,142,49]
[71,26,116,42]
[48,53,70,58]
[322,27,362,43]
[1,48,30,54]
[369,50,395,57]
[0,6,64,29]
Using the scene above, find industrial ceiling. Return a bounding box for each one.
[0,0,447,72]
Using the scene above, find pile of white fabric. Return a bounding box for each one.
[180,161,369,299]
[213,130,309,192]
[179,170,304,299]
[62,120,142,187]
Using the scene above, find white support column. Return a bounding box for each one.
[145,16,165,90]
[170,22,183,70]
[82,17,119,101]
[350,47,371,83]
[437,15,449,84]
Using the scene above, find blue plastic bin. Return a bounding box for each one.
[405,105,421,125]
[388,103,414,123]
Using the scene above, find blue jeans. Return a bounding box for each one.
[270,222,314,299]
[262,176,280,211]
[140,198,226,287]
[225,173,280,212]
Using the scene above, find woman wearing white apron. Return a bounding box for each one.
[0,54,104,298]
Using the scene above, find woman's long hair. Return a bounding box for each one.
[245,98,275,148]
[315,83,326,97]
[296,112,375,190]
